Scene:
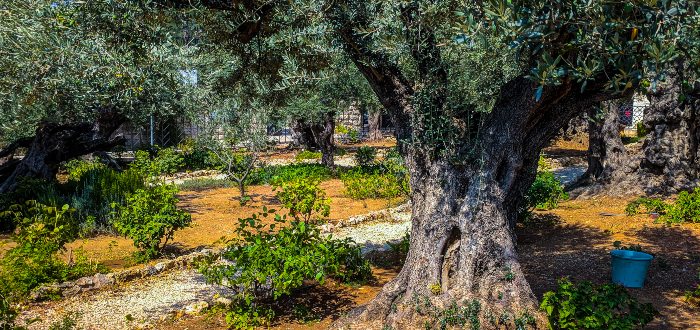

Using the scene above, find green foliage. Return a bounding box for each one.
[131,147,184,177]
[64,159,107,182]
[612,241,646,254]
[111,184,191,261]
[0,202,105,301]
[248,164,334,185]
[540,278,657,330]
[295,150,322,161]
[626,188,700,223]
[388,233,410,264]
[636,122,649,138]
[522,157,568,219]
[340,165,409,200]
[200,207,372,304]
[0,291,21,330]
[664,188,700,223]
[273,178,330,223]
[178,139,222,171]
[224,302,275,330]
[685,269,700,306]
[355,146,377,167]
[70,167,146,229]
[347,129,360,144]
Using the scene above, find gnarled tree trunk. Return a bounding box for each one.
[639,65,700,194]
[581,99,635,184]
[0,111,125,194]
[292,111,336,167]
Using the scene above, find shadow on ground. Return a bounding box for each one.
[518,213,700,329]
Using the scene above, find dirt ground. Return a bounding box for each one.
[154,196,700,330]
[60,179,400,270]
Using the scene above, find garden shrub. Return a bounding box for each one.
[111,184,192,261]
[63,159,107,182]
[247,164,334,185]
[625,197,668,216]
[131,147,184,177]
[200,207,372,327]
[272,178,330,223]
[521,156,568,218]
[0,202,105,301]
[347,129,360,143]
[295,150,322,162]
[626,188,700,223]
[540,278,657,330]
[355,146,377,166]
[340,166,408,200]
[178,139,221,170]
[70,167,145,230]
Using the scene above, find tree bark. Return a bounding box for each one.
[581,99,633,183]
[639,65,700,194]
[0,111,125,194]
[292,111,335,167]
[367,111,382,141]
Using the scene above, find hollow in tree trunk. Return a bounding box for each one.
[0,111,125,194]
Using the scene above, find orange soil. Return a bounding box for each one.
[62,179,401,270]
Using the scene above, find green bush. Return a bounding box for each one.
[178,139,221,170]
[0,202,106,301]
[272,178,330,223]
[541,278,657,330]
[521,157,568,218]
[200,207,372,304]
[626,188,700,223]
[63,159,107,182]
[112,184,192,261]
[347,129,360,143]
[340,166,409,200]
[355,146,377,166]
[636,122,648,138]
[70,167,145,229]
[295,150,322,161]
[247,164,334,185]
[131,147,184,177]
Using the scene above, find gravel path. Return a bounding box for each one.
[552,165,587,185]
[20,271,234,330]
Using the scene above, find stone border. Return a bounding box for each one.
[29,249,220,302]
[320,202,410,233]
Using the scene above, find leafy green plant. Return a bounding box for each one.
[70,167,146,230]
[636,122,648,138]
[295,150,322,161]
[626,189,700,223]
[247,164,334,185]
[341,166,409,200]
[63,159,107,182]
[273,178,330,223]
[112,184,191,261]
[130,147,184,177]
[540,278,657,330]
[685,269,700,307]
[612,241,647,254]
[625,197,668,216]
[200,207,372,306]
[521,157,568,218]
[48,313,78,330]
[355,146,377,166]
[347,129,360,143]
[224,302,275,330]
[411,295,481,330]
[178,139,222,171]
[0,201,105,301]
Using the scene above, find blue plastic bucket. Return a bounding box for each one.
[610,250,653,288]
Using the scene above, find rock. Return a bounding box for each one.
[214,296,233,307]
[184,301,209,315]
